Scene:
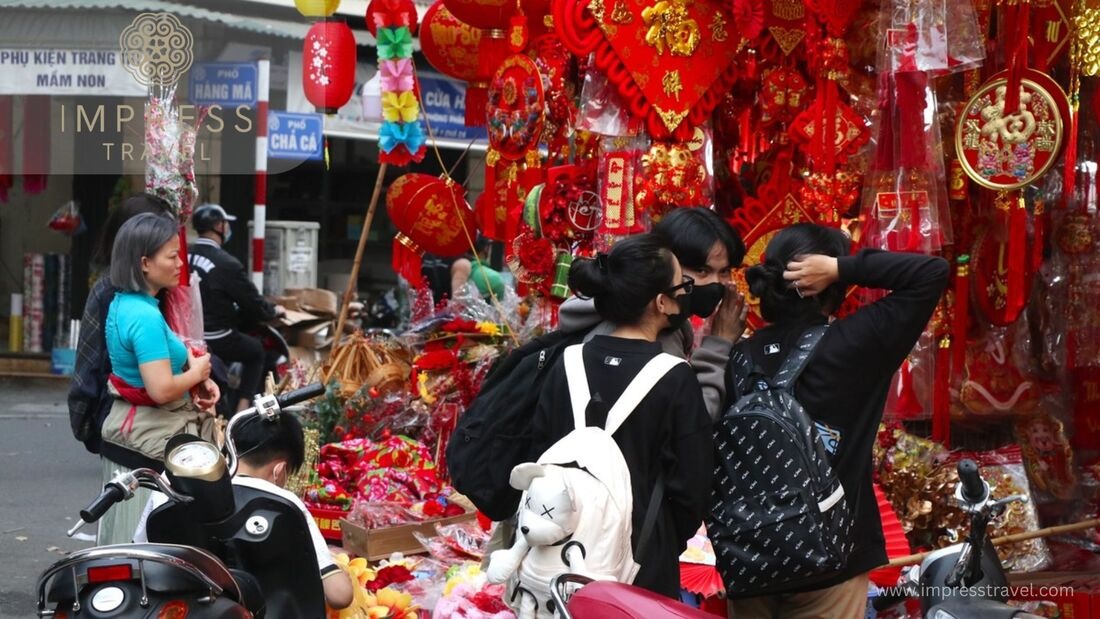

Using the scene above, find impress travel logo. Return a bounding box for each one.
[0,11,319,175]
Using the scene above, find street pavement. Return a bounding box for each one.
[0,378,99,618]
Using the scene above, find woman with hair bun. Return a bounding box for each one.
[527,233,713,598]
[722,223,949,618]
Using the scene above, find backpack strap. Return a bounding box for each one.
[563,345,685,434]
[563,345,591,431]
[605,353,684,435]
[633,473,664,563]
[772,325,828,391]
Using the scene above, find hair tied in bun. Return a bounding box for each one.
[596,252,609,274]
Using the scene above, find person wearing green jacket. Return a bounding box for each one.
[451,236,506,301]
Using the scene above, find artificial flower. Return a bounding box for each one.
[377,27,414,60]
[380,58,415,92]
[382,91,421,123]
[379,121,426,155]
[476,322,502,336]
[365,586,418,619]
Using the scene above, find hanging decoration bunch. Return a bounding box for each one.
[367,0,428,165]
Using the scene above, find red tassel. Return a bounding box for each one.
[952,255,970,374]
[465,84,489,127]
[1032,202,1046,273]
[1002,1,1030,113]
[1007,194,1028,317]
[177,227,190,285]
[0,96,11,202]
[895,359,923,418]
[933,336,952,447]
[22,95,49,194]
[392,233,426,287]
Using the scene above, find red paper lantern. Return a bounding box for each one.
[442,0,512,29]
[303,20,357,114]
[387,173,476,257]
[420,2,483,82]
[388,173,477,288]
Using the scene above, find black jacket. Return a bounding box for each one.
[530,336,714,598]
[727,249,950,591]
[68,275,116,454]
[188,239,276,336]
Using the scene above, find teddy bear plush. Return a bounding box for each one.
[485,459,636,619]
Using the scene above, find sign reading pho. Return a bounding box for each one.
[189,63,258,107]
[0,49,147,96]
[268,111,324,161]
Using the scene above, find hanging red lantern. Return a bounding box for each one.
[421,2,494,125]
[388,174,477,286]
[302,19,357,114]
[441,0,512,29]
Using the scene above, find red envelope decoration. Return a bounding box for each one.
[552,0,744,139]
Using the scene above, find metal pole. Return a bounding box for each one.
[252,58,270,292]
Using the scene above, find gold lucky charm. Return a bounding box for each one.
[642,0,701,56]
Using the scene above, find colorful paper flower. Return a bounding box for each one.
[377,27,414,60]
[379,121,426,154]
[380,58,415,92]
[382,91,421,123]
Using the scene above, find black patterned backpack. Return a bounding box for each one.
[706,326,855,597]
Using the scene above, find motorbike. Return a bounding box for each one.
[36,383,326,619]
[549,574,718,618]
[212,322,292,418]
[874,458,1045,619]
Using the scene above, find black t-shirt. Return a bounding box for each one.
[530,335,714,598]
[731,249,950,591]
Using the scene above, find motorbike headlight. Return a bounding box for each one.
[166,441,225,480]
[930,610,961,619]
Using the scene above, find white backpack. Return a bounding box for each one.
[546,344,684,582]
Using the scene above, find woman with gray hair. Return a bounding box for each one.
[98,213,219,544]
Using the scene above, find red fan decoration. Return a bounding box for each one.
[869,482,911,588]
[302,20,358,114]
[680,563,724,598]
[365,0,419,35]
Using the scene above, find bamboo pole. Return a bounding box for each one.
[887,517,1100,567]
[330,163,388,361]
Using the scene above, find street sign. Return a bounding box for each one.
[268,111,324,161]
[189,62,258,107]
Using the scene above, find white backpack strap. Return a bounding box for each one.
[604,353,685,435]
[563,345,590,430]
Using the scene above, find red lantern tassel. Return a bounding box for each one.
[392,233,426,287]
[478,28,508,86]
[465,84,489,126]
[952,254,970,374]
[1007,193,1028,316]
[933,335,952,447]
[894,359,923,418]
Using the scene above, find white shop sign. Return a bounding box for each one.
[0,49,146,96]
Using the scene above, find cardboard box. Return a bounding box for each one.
[340,511,476,561]
[284,288,338,318]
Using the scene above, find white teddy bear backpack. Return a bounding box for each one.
[555,343,685,581]
[486,343,684,617]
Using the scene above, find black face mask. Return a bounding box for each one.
[690,282,724,318]
[665,293,692,330]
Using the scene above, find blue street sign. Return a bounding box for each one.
[189,63,258,107]
[268,111,324,161]
[418,73,487,142]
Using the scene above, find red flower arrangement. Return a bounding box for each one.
[366,564,415,592]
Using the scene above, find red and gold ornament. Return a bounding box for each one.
[387,174,477,287]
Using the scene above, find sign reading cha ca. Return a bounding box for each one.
[268,111,324,161]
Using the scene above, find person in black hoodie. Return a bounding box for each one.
[722,223,949,618]
[189,204,284,412]
[529,234,714,599]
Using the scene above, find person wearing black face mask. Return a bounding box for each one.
[528,234,713,599]
[559,208,748,420]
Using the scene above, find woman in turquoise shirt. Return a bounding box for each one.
[99,213,219,544]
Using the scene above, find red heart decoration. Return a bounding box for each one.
[552,0,743,138]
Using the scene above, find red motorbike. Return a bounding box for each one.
[550,574,718,619]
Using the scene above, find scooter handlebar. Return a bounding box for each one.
[80,483,125,523]
[276,383,325,409]
[957,459,986,504]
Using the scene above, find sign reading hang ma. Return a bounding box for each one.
[189,63,258,107]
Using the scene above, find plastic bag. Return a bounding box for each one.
[144,87,206,225]
[347,501,422,528]
[876,0,984,75]
[47,200,82,235]
[578,58,644,137]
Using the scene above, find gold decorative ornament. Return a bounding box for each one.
[663,70,684,99]
[642,0,702,56]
